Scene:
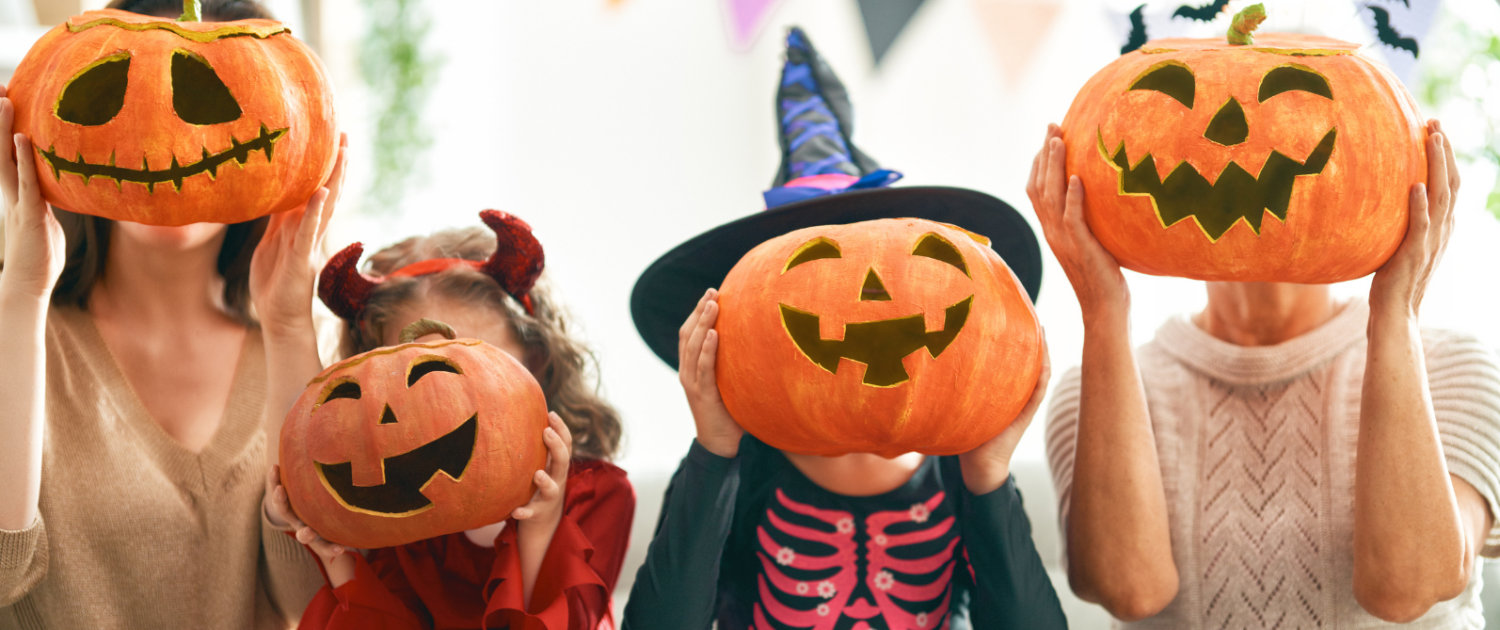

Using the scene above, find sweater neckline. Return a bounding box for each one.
[58,307,266,493]
[1152,299,1368,386]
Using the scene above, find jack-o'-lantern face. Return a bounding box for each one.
[716,219,1042,458]
[1063,34,1426,283]
[280,321,548,549]
[6,9,337,226]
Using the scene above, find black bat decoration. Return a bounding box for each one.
[1373,0,1410,8]
[1367,5,1419,57]
[1172,0,1230,22]
[1122,4,1148,54]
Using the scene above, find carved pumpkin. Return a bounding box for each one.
[6,4,337,226]
[280,320,548,549]
[716,218,1043,458]
[1062,26,1426,282]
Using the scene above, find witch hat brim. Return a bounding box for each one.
[630,186,1041,369]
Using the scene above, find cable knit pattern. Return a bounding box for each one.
[1045,300,1500,629]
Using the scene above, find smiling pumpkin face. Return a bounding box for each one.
[716,219,1043,458]
[1062,34,1426,282]
[6,9,337,226]
[279,321,548,549]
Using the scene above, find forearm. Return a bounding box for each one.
[963,476,1068,627]
[1066,310,1177,619]
[1354,308,1469,620]
[262,320,323,467]
[0,291,48,531]
[516,519,557,610]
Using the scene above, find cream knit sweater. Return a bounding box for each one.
[0,308,324,630]
[1046,300,1500,629]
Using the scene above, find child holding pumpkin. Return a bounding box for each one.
[260,211,633,630]
[620,29,1067,629]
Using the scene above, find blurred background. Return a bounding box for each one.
[2,0,1499,626]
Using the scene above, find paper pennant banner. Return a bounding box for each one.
[973,0,1060,85]
[725,0,787,51]
[856,0,928,65]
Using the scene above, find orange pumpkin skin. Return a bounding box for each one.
[716,218,1043,458]
[7,10,337,227]
[280,338,548,549]
[1062,34,1426,282]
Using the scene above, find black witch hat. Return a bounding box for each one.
[630,27,1041,369]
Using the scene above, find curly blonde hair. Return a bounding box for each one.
[342,227,622,461]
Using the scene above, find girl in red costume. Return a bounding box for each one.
[262,211,633,630]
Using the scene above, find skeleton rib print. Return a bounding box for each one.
[753,488,957,630]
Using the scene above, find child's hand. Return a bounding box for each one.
[0,89,66,303]
[265,464,356,587]
[514,412,571,528]
[249,134,347,338]
[957,331,1051,496]
[679,288,744,458]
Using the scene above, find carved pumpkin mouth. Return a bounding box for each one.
[37,123,287,193]
[779,296,973,387]
[314,414,477,517]
[1099,127,1337,241]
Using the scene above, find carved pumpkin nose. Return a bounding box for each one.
[1204,97,1249,146]
[860,269,892,301]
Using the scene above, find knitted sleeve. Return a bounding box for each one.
[260,505,327,623]
[1042,366,1083,568]
[0,515,47,606]
[1424,329,1500,556]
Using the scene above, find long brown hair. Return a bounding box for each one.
[344,228,623,462]
[53,0,278,323]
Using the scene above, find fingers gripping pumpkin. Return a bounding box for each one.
[716,218,1043,458]
[1062,6,1426,283]
[6,1,337,226]
[280,320,548,549]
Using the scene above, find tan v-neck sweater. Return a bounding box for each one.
[1046,301,1500,629]
[0,307,324,630]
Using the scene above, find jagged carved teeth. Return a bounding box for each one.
[38,124,287,193]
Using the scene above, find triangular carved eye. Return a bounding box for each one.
[912,233,969,277]
[172,50,241,125]
[56,52,131,126]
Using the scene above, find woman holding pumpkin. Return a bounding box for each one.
[260,213,634,630]
[1034,110,1500,629]
[0,0,340,627]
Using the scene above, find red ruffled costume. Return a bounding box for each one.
[298,459,635,630]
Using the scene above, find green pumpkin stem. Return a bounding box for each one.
[179,0,201,22]
[1227,3,1267,46]
[399,319,458,344]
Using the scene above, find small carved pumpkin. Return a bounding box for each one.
[1062,25,1426,282]
[716,218,1043,458]
[280,320,548,549]
[6,3,337,226]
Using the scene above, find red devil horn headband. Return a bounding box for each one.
[317,210,545,321]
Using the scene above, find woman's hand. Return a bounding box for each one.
[0,88,65,302]
[513,412,572,609]
[679,288,744,458]
[265,464,356,587]
[250,134,347,338]
[958,332,1051,495]
[1369,120,1459,320]
[1026,124,1129,325]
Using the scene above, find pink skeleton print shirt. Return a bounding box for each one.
[752,487,960,630]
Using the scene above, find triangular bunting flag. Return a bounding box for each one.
[725,0,787,51]
[973,0,1060,85]
[855,0,928,65]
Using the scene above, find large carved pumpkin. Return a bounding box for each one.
[280,320,548,549]
[1062,27,1426,282]
[6,4,337,226]
[716,218,1043,458]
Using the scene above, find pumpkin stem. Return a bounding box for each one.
[179,0,201,22]
[1227,3,1266,46]
[399,319,458,344]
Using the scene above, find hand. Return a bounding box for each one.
[1369,120,1459,320]
[1026,124,1129,324]
[513,412,571,528]
[0,87,65,302]
[958,331,1051,495]
[249,134,347,337]
[265,464,355,585]
[679,288,744,458]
